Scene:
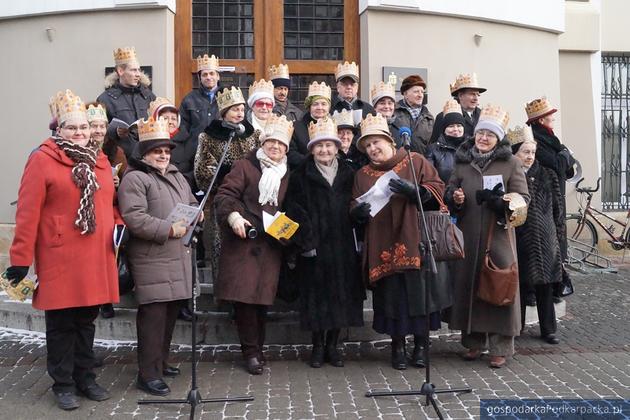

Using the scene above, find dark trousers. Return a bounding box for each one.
[233,302,267,359]
[520,283,557,337]
[136,300,184,381]
[45,306,100,393]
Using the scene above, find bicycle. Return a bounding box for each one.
[565,177,630,261]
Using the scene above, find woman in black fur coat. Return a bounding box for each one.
[511,128,563,344]
[284,118,366,368]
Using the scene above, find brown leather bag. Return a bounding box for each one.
[421,184,465,261]
[477,215,518,306]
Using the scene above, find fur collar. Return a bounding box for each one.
[204,118,255,141]
[104,71,152,89]
[455,137,513,164]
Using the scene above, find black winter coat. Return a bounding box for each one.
[430,107,480,143]
[425,134,466,183]
[393,101,434,155]
[515,161,564,286]
[288,112,316,169]
[179,85,220,141]
[170,127,198,193]
[284,156,366,331]
[331,95,374,118]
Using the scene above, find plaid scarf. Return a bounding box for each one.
[54,137,100,234]
[402,99,422,120]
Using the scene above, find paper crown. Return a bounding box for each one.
[268,64,290,80]
[114,46,139,67]
[332,109,355,129]
[443,99,463,116]
[335,61,359,82]
[86,104,108,123]
[148,97,177,119]
[307,81,331,100]
[216,87,246,114]
[357,113,394,152]
[137,116,171,141]
[50,89,87,124]
[249,79,274,99]
[262,115,294,148]
[525,96,557,123]
[196,54,219,73]
[308,116,338,142]
[479,104,510,130]
[370,81,396,105]
[449,73,486,96]
[507,125,535,146]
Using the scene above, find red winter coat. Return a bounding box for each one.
[10,138,121,310]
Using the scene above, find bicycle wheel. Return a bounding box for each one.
[565,214,598,261]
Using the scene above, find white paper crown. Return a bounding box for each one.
[335,61,359,82]
[86,103,107,123]
[50,89,87,124]
[114,46,139,67]
[137,116,171,141]
[216,87,246,113]
[307,81,331,100]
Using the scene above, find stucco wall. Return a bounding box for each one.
[0,8,174,223]
[360,10,562,137]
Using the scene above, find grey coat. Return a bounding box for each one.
[393,101,434,155]
[445,139,530,337]
[117,159,197,305]
[273,100,303,122]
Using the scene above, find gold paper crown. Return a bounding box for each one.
[360,113,390,136]
[307,81,331,100]
[137,116,171,141]
[86,104,108,122]
[370,81,396,105]
[332,109,355,128]
[262,114,294,147]
[308,116,337,142]
[196,54,219,72]
[335,61,359,81]
[114,46,139,67]
[449,73,486,95]
[525,96,557,122]
[216,87,246,113]
[51,89,87,124]
[148,97,176,118]
[249,79,274,98]
[506,125,535,146]
[443,99,463,116]
[268,64,290,80]
[479,104,510,131]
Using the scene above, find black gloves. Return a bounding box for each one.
[476,183,507,215]
[5,266,29,286]
[389,179,433,204]
[350,202,371,224]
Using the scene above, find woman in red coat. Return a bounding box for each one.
[7,90,121,411]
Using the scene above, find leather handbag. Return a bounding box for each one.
[477,215,519,306]
[421,184,465,261]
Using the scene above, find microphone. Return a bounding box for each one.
[399,127,412,150]
[221,120,246,135]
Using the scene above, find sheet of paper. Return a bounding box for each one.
[166,203,201,225]
[483,175,504,191]
[355,170,400,216]
[352,109,363,125]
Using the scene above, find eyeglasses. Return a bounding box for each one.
[475,130,497,140]
[62,124,90,133]
[151,148,171,156]
[254,101,274,109]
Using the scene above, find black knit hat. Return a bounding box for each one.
[443,112,465,130]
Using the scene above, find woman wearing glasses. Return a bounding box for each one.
[194,86,259,277]
[118,116,199,396]
[246,79,276,132]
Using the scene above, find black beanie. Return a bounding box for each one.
[442,112,465,130]
[271,78,291,88]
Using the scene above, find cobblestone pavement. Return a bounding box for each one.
[0,266,629,419]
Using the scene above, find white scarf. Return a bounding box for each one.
[251,114,266,132]
[256,148,287,206]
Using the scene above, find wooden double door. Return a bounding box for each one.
[174,0,359,104]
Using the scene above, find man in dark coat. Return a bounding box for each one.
[97,47,155,159]
[393,75,434,154]
[430,73,485,143]
[526,97,576,300]
[179,54,221,143]
[269,64,303,122]
[331,61,374,118]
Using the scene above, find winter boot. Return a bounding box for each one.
[325,329,344,367]
[411,335,426,368]
[391,336,407,370]
[310,331,325,368]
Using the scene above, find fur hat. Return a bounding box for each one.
[400,75,426,94]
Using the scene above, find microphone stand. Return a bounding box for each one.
[365,140,472,420]
[138,128,254,418]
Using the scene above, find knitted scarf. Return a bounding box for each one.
[402,99,422,120]
[54,137,100,234]
[256,148,287,206]
[471,146,496,170]
[315,157,339,186]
